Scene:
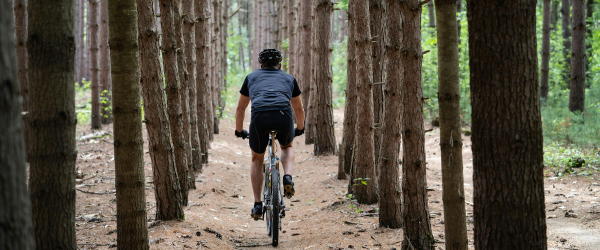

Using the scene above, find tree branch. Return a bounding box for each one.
[228,6,243,19]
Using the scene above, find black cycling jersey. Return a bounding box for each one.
[239,68,301,114]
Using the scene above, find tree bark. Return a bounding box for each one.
[298,0,313,143]
[340,0,356,180]
[27,0,77,248]
[435,0,468,249]
[377,0,402,229]
[562,0,571,81]
[183,0,201,177]
[456,0,461,45]
[74,0,81,84]
[353,0,378,205]
[313,0,336,155]
[99,0,112,124]
[206,0,215,141]
[428,1,436,28]
[552,0,560,30]
[340,10,347,42]
[196,0,212,165]
[281,0,288,70]
[13,0,29,160]
[400,1,432,249]
[220,0,228,119]
[586,0,593,72]
[1,0,35,247]
[137,0,184,221]
[159,0,190,207]
[288,0,296,75]
[370,0,384,167]
[542,0,551,99]
[570,0,586,112]
[108,0,150,247]
[467,0,547,249]
[78,0,86,83]
[89,0,101,129]
[212,0,221,135]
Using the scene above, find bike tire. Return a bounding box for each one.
[270,170,280,247]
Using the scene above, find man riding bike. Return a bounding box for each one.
[234,49,305,219]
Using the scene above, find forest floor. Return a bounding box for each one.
[71,107,600,250]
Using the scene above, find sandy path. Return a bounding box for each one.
[72,108,600,250]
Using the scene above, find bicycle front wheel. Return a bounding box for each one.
[270,170,280,247]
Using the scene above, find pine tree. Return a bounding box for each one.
[569,0,586,112]
[89,0,101,129]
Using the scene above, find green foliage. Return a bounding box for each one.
[335,0,349,12]
[544,142,599,177]
[75,80,91,125]
[332,39,348,108]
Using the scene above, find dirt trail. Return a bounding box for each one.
[72,108,600,250]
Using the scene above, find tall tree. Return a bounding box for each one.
[212,0,221,135]
[220,0,228,119]
[99,0,112,124]
[13,0,29,159]
[196,0,212,165]
[340,0,356,180]
[137,0,184,220]
[281,0,288,70]
[552,0,560,30]
[74,0,81,83]
[562,0,571,81]
[541,0,551,99]
[586,0,594,71]
[288,0,296,75]
[456,0,462,45]
[159,0,190,206]
[28,0,77,248]
[435,0,468,249]
[298,0,313,144]
[77,0,86,83]
[1,0,35,247]
[570,0,586,112]
[370,0,384,164]
[313,0,337,155]
[183,0,202,175]
[400,0,432,249]
[467,0,547,249]
[353,0,378,205]
[89,0,101,129]
[108,0,150,247]
[427,1,436,27]
[377,0,402,229]
[205,0,215,141]
[173,0,194,196]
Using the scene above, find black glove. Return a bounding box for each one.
[235,129,249,139]
[294,128,305,136]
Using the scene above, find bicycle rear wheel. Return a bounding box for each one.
[270,170,280,247]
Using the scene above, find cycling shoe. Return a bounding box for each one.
[251,202,263,219]
[283,175,295,198]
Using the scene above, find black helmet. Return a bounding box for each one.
[258,48,282,67]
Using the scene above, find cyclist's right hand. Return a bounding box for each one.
[235,129,249,140]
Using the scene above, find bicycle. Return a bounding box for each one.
[256,130,287,247]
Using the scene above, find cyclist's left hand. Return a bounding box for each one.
[235,129,249,139]
[294,128,304,136]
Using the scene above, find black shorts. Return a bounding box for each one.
[249,110,295,154]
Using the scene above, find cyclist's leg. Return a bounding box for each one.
[280,143,294,175]
[250,150,265,202]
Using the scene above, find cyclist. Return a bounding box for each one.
[234,49,305,219]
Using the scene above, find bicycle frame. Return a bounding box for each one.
[262,131,285,246]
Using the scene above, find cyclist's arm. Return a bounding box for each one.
[235,94,250,132]
[290,96,304,130]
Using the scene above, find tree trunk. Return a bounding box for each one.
[377,0,402,229]
[89,0,101,129]
[340,10,347,42]
[542,0,551,99]
[1,0,35,247]
[99,0,112,124]
[586,0,593,72]
[353,0,378,205]
[14,0,29,160]
[183,0,201,182]
[340,0,356,180]
[281,0,288,70]
[108,0,150,247]
[294,0,301,77]
[428,1,436,28]
[74,0,81,84]
[313,0,336,155]
[211,0,220,136]
[205,1,215,141]
[288,0,296,75]
[370,0,384,167]
[435,0,468,249]
[84,1,90,81]
[159,0,190,207]
[28,0,77,248]
[456,0,461,45]
[400,1,432,249]
[253,0,260,70]
[467,0,547,249]
[552,0,560,30]
[196,0,212,165]
[78,0,86,83]
[570,0,586,112]
[220,0,228,119]
[137,0,184,221]
[298,0,313,140]
[562,0,571,82]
